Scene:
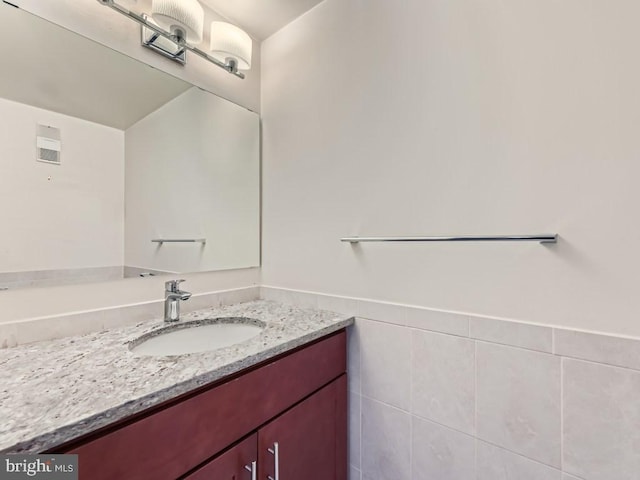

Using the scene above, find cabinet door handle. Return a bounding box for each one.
[243,460,257,480]
[267,442,279,480]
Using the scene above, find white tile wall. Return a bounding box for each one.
[349,391,361,470]
[411,330,475,434]
[563,359,640,480]
[411,417,475,480]
[562,474,585,480]
[347,323,361,394]
[476,342,561,467]
[262,287,640,479]
[476,441,562,480]
[404,306,469,337]
[470,316,553,353]
[359,320,411,410]
[554,328,640,371]
[316,293,359,316]
[361,397,411,480]
[357,300,408,326]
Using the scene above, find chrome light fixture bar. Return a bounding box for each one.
[97,0,247,79]
[140,14,186,65]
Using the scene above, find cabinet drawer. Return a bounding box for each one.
[67,331,346,480]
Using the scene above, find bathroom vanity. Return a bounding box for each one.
[0,301,352,480]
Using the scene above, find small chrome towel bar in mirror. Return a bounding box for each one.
[152,238,206,245]
[341,234,558,245]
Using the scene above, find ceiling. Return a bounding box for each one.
[200,0,325,40]
[0,3,191,130]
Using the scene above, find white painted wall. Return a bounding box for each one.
[0,97,124,273]
[11,0,260,113]
[125,87,260,273]
[261,0,640,336]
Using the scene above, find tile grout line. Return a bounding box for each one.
[560,354,640,374]
[560,355,564,474]
[360,316,470,341]
[409,414,413,480]
[358,319,363,478]
[474,338,478,437]
[476,436,564,472]
[474,338,478,476]
[474,432,478,480]
[359,390,362,478]
[409,330,414,480]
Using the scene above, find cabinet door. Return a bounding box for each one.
[258,375,347,480]
[184,434,257,480]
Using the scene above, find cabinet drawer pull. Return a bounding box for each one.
[267,442,279,480]
[243,460,257,480]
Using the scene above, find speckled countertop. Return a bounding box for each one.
[0,300,353,453]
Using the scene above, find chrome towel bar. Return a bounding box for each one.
[341,234,558,244]
[151,239,207,245]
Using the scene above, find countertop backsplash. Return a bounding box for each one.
[0,286,261,349]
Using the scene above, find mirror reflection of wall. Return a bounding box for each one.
[125,87,260,275]
[0,94,127,288]
[0,4,260,290]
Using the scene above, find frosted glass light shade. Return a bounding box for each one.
[210,21,252,70]
[151,0,204,44]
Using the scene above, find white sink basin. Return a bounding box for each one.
[130,318,265,357]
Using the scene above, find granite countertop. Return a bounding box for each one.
[0,300,353,453]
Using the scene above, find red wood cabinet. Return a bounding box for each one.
[259,375,347,480]
[185,375,347,480]
[56,331,347,480]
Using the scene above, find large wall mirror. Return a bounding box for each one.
[0,3,260,290]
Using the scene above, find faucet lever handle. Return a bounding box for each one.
[165,279,186,292]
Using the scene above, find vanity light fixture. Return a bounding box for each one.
[96,0,251,79]
[210,21,252,71]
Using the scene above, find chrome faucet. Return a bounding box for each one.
[164,279,191,322]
